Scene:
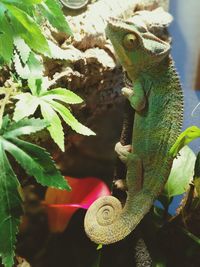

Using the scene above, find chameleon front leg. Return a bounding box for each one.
[115,141,132,163]
[122,80,146,112]
[115,142,143,193]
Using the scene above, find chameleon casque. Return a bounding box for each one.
[84,13,184,245]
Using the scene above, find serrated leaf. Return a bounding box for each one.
[13,93,40,121]
[0,16,14,63]
[5,138,70,190]
[3,137,70,190]
[14,37,31,64]
[40,102,65,151]
[13,52,43,79]
[4,3,50,56]
[13,79,95,150]
[50,100,95,136]
[41,88,83,104]
[163,146,196,198]
[0,143,22,267]
[13,52,29,79]
[47,40,74,60]
[39,0,72,35]
[3,117,48,138]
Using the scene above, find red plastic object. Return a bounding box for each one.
[44,177,111,233]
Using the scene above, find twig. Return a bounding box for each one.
[0,85,13,128]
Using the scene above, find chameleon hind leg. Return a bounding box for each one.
[114,142,131,191]
[115,142,132,163]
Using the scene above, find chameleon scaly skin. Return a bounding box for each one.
[84,16,183,244]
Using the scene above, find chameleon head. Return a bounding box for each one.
[105,17,170,76]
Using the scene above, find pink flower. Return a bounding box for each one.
[44,177,111,232]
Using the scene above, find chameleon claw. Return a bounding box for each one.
[121,87,133,98]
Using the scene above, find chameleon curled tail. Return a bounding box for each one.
[84,150,174,244]
[84,175,161,244]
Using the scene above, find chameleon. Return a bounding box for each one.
[84,14,184,245]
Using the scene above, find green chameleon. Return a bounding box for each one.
[84,16,183,244]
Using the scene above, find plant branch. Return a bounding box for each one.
[0,80,16,128]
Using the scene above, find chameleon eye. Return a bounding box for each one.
[123,33,137,50]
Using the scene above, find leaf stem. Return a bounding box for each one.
[0,82,13,129]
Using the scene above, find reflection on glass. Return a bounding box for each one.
[60,0,89,9]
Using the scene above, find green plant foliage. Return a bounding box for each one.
[0,144,22,267]
[163,146,196,199]
[13,78,96,151]
[38,0,72,34]
[13,51,44,79]
[193,152,200,197]
[0,0,72,66]
[0,116,70,267]
[169,126,200,157]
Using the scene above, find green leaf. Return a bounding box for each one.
[50,100,96,136]
[2,0,42,5]
[3,138,70,190]
[193,152,200,197]
[13,80,95,150]
[40,102,65,151]
[194,152,200,177]
[0,116,70,265]
[3,117,48,138]
[181,227,200,245]
[46,40,76,60]
[163,146,196,198]
[28,77,43,96]
[13,93,40,121]
[97,244,103,250]
[152,261,167,267]
[13,52,43,79]
[39,0,72,35]
[170,126,200,157]
[41,88,83,104]
[5,3,50,55]
[0,115,10,133]
[27,52,44,78]
[14,37,31,64]
[0,16,14,63]
[0,143,22,267]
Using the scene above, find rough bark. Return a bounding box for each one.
[43,0,169,182]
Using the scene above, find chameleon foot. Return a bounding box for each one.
[114,179,128,191]
[121,87,133,98]
[115,142,132,163]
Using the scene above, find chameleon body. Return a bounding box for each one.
[84,16,183,244]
